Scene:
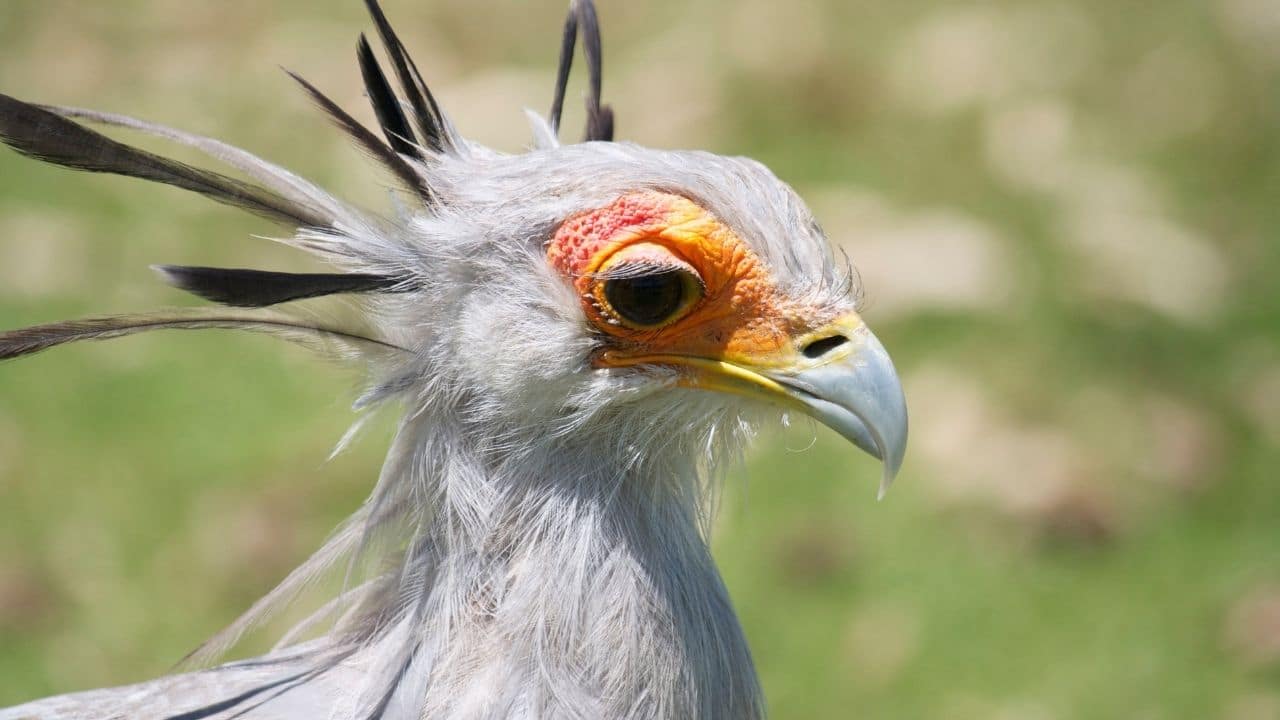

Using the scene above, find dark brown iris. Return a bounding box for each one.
[603,270,689,327]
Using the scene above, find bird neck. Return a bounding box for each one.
[363,410,764,719]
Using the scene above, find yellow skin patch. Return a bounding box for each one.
[547,190,841,370]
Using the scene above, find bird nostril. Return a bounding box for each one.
[801,334,849,359]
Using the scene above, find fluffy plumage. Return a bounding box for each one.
[0,2,899,719]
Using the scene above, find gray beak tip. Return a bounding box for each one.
[771,324,908,497]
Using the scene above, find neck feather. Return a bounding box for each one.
[328,409,763,719]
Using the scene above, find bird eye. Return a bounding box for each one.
[602,268,701,328]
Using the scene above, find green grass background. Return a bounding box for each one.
[1,1,1278,717]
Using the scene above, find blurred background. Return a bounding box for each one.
[0,0,1277,717]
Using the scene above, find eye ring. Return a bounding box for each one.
[600,267,703,329]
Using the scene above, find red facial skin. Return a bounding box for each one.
[548,191,832,368]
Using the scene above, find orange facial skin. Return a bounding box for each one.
[547,191,838,369]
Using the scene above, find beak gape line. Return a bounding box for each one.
[606,314,908,496]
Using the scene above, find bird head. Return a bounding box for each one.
[0,0,906,495]
[383,147,907,495]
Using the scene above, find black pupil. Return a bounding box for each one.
[604,270,686,326]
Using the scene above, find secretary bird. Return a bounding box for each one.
[0,1,907,718]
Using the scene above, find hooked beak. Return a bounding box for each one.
[761,320,908,497]
[599,313,908,495]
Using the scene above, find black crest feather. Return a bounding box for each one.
[363,0,454,154]
[154,266,407,308]
[0,93,329,228]
[357,34,421,160]
[549,0,614,142]
[284,70,433,203]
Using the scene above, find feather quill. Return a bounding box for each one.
[40,103,355,232]
[0,94,329,228]
[0,311,407,362]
